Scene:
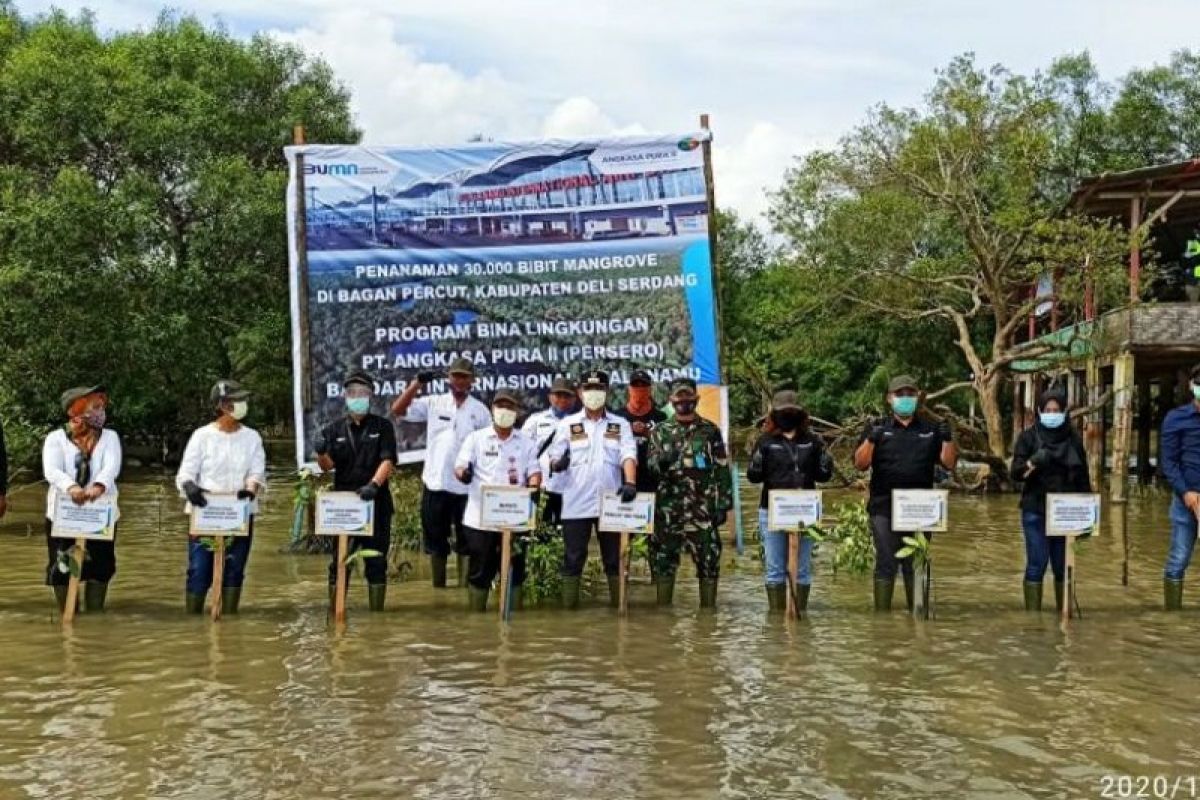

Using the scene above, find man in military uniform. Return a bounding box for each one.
[647,378,733,608]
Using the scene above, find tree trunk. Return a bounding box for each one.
[977,374,1008,460]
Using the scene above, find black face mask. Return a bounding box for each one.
[772,410,802,432]
[672,400,697,417]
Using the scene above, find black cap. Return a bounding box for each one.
[448,357,475,377]
[629,369,653,386]
[343,371,375,389]
[888,374,920,393]
[493,388,521,406]
[669,378,698,399]
[580,370,609,389]
[210,380,249,406]
[550,376,576,395]
[61,385,106,413]
[770,389,802,411]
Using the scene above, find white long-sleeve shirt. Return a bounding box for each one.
[545,410,637,520]
[454,427,542,531]
[175,423,267,513]
[521,409,568,494]
[397,393,491,494]
[42,428,122,521]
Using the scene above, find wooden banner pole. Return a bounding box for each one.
[334,534,348,623]
[210,537,226,621]
[785,531,798,619]
[498,529,513,620]
[62,538,86,623]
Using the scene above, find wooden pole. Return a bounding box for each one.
[334,535,348,623]
[1062,535,1076,624]
[498,529,513,620]
[1129,196,1142,304]
[785,531,798,618]
[293,125,312,412]
[62,538,86,623]
[1085,357,1104,493]
[1111,353,1135,504]
[210,537,226,621]
[618,531,630,616]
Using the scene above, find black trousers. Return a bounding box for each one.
[328,502,392,586]
[464,526,527,590]
[870,514,934,580]
[542,492,563,525]
[45,519,117,586]
[561,517,621,578]
[420,488,468,558]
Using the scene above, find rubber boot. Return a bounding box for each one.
[221,588,242,615]
[53,585,70,613]
[796,584,811,614]
[431,555,448,588]
[1054,580,1065,613]
[765,584,786,613]
[467,586,489,612]
[607,575,621,608]
[1164,578,1184,611]
[902,572,916,613]
[561,576,581,610]
[368,584,386,612]
[873,578,894,611]
[699,579,718,609]
[456,555,469,588]
[83,581,108,612]
[1023,580,1043,611]
[657,574,677,606]
[185,592,206,614]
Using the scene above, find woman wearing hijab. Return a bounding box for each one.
[1010,387,1091,611]
[42,385,122,612]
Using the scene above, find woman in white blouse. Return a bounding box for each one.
[43,385,122,612]
[175,380,266,615]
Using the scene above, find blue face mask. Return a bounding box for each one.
[346,397,370,416]
[1039,412,1066,429]
[891,396,918,417]
[551,406,570,419]
[1192,382,1200,401]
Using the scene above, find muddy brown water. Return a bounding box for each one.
[0,452,1197,799]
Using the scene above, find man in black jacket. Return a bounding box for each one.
[747,390,833,613]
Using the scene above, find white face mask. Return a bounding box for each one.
[230,401,248,421]
[582,390,607,411]
[492,407,517,429]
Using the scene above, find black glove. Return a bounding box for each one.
[618,482,637,503]
[182,480,207,508]
[458,463,474,484]
[358,482,379,502]
[819,450,834,474]
[712,509,728,528]
[1029,449,1052,468]
[417,370,435,384]
[749,448,764,474]
[867,424,887,445]
[529,487,543,507]
[236,489,256,501]
[935,420,953,443]
[551,449,570,473]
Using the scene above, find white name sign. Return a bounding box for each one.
[891,489,949,532]
[316,491,375,537]
[767,490,823,531]
[598,491,656,533]
[480,485,534,531]
[189,494,252,536]
[51,495,117,541]
[1046,493,1101,537]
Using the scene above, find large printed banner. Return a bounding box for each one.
[286,134,723,466]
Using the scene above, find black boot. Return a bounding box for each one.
[699,579,718,609]
[1164,578,1184,611]
[607,575,621,608]
[765,584,786,613]
[368,584,386,612]
[456,555,469,588]
[83,581,108,613]
[1054,580,1065,613]
[185,592,206,614]
[221,588,242,615]
[657,574,677,606]
[431,555,448,588]
[53,585,70,613]
[561,576,581,610]
[467,586,488,612]
[873,578,894,611]
[902,572,916,613]
[1023,581,1043,611]
[796,584,810,615]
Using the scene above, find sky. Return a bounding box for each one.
[16,0,1200,222]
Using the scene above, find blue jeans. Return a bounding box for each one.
[759,509,813,586]
[187,522,254,593]
[1021,509,1065,582]
[1164,495,1200,580]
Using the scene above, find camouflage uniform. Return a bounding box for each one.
[647,413,732,581]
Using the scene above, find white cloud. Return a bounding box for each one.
[713,122,815,223]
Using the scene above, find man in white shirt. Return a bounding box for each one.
[545,370,638,609]
[391,356,491,587]
[519,376,578,525]
[454,388,542,612]
[176,380,267,615]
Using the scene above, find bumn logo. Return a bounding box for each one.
[303,163,359,176]
[677,138,702,151]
